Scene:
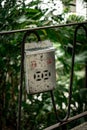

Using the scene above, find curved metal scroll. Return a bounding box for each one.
[51,24,87,123]
[17,24,87,130]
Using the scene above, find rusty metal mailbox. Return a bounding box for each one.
[24,40,56,94]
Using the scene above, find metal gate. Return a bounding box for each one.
[0,21,87,130]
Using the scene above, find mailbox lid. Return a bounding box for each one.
[25,47,55,55]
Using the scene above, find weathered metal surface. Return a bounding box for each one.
[0,21,87,35]
[71,122,87,130]
[25,41,56,94]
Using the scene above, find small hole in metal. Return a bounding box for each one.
[44,70,48,72]
[36,71,41,73]
[44,78,48,80]
[49,72,51,76]
[42,73,43,78]
[34,74,36,79]
[36,79,41,81]
[41,55,43,59]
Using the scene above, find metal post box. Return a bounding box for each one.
[24,40,56,94]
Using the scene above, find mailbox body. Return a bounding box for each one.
[25,41,56,94]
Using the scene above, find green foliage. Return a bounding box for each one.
[0,0,87,130]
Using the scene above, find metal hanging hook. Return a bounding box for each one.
[51,24,87,123]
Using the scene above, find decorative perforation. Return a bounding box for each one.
[34,70,51,81]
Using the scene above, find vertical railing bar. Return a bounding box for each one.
[47,24,87,129]
[66,24,77,119]
[85,62,87,88]
[17,31,27,130]
[47,24,87,125]
[50,91,59,122]
[50,24,87,123]
[17,30,41,130]
[50,24,78,123]
[63,24,87,120]
[85,24,87,88]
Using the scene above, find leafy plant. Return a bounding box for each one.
[0,0,87,130]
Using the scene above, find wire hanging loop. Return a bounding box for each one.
[53,24,87,123]
[17,30,41,130]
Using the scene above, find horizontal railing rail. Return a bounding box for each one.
[0,21,87,35]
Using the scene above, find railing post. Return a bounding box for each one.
[17,31,41,130]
